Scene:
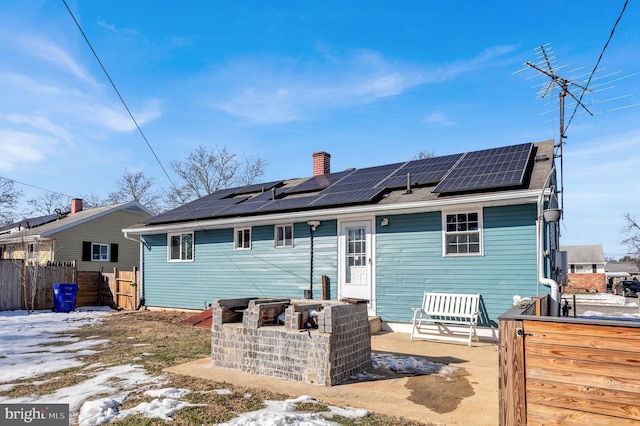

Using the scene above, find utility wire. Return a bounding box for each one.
[0,176,75,200]
[62,0,177,191]
[565,0,629,133]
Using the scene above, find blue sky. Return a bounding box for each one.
[0,1,638,259]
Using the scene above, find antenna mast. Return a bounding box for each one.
[524,44,593,213]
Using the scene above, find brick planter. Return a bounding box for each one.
[211,297,371,386]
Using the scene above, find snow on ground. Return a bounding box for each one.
[567,292,638,306]
[0,308,376,425]
[217,395,369,426]
[0,308,194,425]
[14,298,629,425]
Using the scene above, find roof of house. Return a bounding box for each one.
[128,140,555,232]
[560,245,606,264]
[0,201,152,243]
[0,212,63,235]
[605,261,640,274]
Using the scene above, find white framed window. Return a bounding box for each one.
[443,211,483,256]
[27,243,38,261]
[235,227,251,250]
[168,232,194,261]
[92,243,110,261]
[275,224,293,248]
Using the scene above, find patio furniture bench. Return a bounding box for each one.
[410,291,480,346]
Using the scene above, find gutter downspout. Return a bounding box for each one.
[537,167,559,316]
[124,232,145,310]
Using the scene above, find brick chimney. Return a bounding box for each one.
[71,198,83,214]
[313,151,331,176]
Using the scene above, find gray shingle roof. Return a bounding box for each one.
[560,245,606,264]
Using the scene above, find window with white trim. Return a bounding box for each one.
[92,243,110,261]
[443,211,482,256]
[27,243,38,261]
[168,232,194,261]
[275,224,293,248]
[235,227,251,250]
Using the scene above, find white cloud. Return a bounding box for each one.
[97,17,116,32]
[206,45,517,124]
[13,34,97,87]
[0,130,50,171]
[424,112,456,127]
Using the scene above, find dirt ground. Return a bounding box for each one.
[5,309,480,425]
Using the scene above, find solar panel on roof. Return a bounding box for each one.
[310,188,385,207]
[258,196,319,212]
[216,201,266,216]
[433,143,533,193]
[378,154,462,188]
[319,163,403,195]
[231,180,283,195]
[285,170,352,194]
[144,196,249,224]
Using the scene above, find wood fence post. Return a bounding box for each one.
[498,317,526,425]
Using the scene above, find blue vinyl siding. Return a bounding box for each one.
[375,204,541,326]
[141,203,539,326]
[141,220,338,309]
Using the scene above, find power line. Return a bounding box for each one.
[565,0,629,133]
[61,0,177,191]
[0,176,75,199]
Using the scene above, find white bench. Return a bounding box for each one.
[410,292,480,346]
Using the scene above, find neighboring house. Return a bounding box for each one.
[560,245,607,293]
[605,261,640,289]
[123,140,562,335]
[0,199,152,272]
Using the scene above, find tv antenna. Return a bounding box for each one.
[522,44,594,213]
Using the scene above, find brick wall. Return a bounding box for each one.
[211,298,371,386]
[566,273,606,293]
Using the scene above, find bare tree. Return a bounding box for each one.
[26,192,68,215]
[0,177,22,225]
[166,145,267,208]
[623,213,640,257]
[413,150,435,160]
[77,192,109,209]
[107,169,163,214]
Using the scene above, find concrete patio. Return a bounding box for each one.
[165,332,499,425]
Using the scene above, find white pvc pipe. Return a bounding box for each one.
[537,220,560,316]
[536,166,560,317]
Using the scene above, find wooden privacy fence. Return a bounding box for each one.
[499,295,640,425]
[0,260,23,311]
[0,260,76,311]
[102,267,139,310]
[0,261,139,311]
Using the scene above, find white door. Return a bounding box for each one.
[339,220,373,306]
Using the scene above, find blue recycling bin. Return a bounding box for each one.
[52,283,78,313]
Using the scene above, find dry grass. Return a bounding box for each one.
[0,310,431,425]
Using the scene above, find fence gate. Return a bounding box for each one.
[113,267,138,310]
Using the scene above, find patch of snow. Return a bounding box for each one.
[567,293,634,305]
[144,388,190,399]
[580,310,640,321]
[371,352,456,376]
[218,395,368,425]
[115,397,205,423]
